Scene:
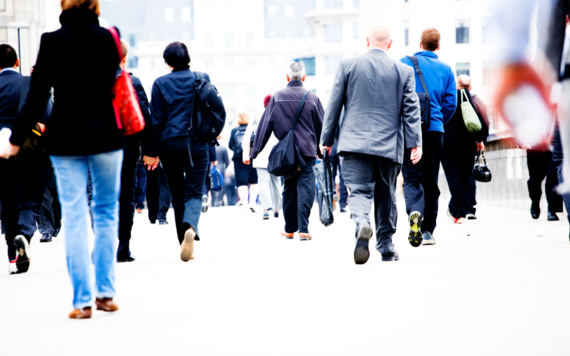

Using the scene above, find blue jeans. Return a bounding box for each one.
[51,150,123,309]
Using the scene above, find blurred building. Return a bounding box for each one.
[99,0,500,139]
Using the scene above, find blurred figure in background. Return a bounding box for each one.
[212,135,230,207]
[146,162,170,225]
[525,146,563,221]
[134,160,146,214]
[243,95,282,220]
[229,113,259,212]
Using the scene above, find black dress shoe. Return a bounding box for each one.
[40,234,52,243]
[530,204,541,219]
[53,227,61,237]
[354,226,373,265]
[117,255,136,263]
[378,245,399,262]
[547,210,559,221]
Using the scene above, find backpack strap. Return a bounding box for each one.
[406,56,430,100]
[291,91,310,132]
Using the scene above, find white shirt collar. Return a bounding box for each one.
[0,67,18,74]
[368,47,387,54]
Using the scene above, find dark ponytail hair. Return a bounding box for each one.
[163,42,190,70]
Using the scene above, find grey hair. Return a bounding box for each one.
[288,61,305,80]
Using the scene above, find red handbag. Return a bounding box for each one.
[108,27,145,136]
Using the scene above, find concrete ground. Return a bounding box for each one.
[1,201,569,356]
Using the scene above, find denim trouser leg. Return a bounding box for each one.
[51,150,123,309]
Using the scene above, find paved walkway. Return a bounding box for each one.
[1,201,569,356]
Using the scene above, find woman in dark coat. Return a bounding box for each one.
[1,0,123,319]
[145,42,210,262]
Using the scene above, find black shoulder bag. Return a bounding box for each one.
[267,91,309,178]
[406,55,431,131]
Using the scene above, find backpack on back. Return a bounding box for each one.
[190,72,226,144]
[406,55,431,131]
[232,127,245,157]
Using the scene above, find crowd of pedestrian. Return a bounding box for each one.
[0,0,568,319]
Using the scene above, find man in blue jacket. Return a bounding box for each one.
[400,28,457,246]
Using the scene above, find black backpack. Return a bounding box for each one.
[190,72,226,144]
[406,56,431,131]
[232,127,246,157]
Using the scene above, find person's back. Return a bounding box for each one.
[0,46,23,131]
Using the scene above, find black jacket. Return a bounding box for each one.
[0,70,24,131]
[148,69,210,157]
[251,80,324,160]
[444,89,489,143]
[124,73,151,156]
[11,8,121,156]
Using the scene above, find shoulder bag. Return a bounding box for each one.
[406,55,431,131]
[460,89,482,134]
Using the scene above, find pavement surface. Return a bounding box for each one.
[1,201,570,356]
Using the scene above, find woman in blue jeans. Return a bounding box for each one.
[1,0,123,319]
[145,42,210,262]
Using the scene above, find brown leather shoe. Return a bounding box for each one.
[299,233,312,241]
[95,298,119,312]
[281,231,294,239]
[69,307,92,319]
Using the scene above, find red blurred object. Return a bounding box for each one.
[263,94,272,108]
[108,27,145,136]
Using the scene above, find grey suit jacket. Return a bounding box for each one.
[321,48,422,164]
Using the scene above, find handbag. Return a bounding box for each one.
[108,27,145,136]
[314,150,335,227]
[406,55,431,131]
[460,89,482,134]
[209,165,224,192]
[267,91,309,178]
[473,149,492,182]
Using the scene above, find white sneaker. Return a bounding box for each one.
[8,261,18,274]
[453,217,465,224]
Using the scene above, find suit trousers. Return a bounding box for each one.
[527,150,563,212]
[402,131,444,234]
[146,164,171,223]
[441,140,477,219]
[117,151,139,260]
[257,168,283,211]
[283,160,316,234]
[341,152,400,250]
[135,164,147,210]
[160,137,209,243]
[38,167,62,236]
[330,154,348,209]
[1,158,19,261]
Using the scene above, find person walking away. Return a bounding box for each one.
[524,145,563,220]
[441,75,488,224]
[1,0,123,318]
[243,95,283,220]
[251,61,324,241]
[212,134,230,207]
[400,28,457,246]
[321,24,422,264]
[116,39,152,263]
[145,42,213,262]
[201,144,218,213]
[229,113,259,212]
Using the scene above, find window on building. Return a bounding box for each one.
[326,56,342,74]
[456,19,470,44]
[246,58,255,68]
[353,0,359,7]
[295,57,316,76]
[0,0,6,11]
[165,8,174,23]
[325,0,343,9]
[352,23,358,39]
[285,30,294,39]
[285,6,294,18]
[225,58,234,69]
[205,58,215,69]
[324,24,343,43]
[0,28,7,42]
[225,31,234,48]
[456,62,470,77]
[268,6,277,18]
[128,34,136,47]
[182,7,191,23]
[205,31,214,48]
[246,32,254,47]
[128,57,139,69]
[482,18,492,44]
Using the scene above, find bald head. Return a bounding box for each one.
[457,75,471,90]
[367,23,393,51]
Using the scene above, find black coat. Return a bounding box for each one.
[11,8,121,156]
[148,69,210,157]
[0,70,24,131]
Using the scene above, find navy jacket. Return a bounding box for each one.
[444,89,489,143]
[229,125,247,161]
[12,8,122,156]
[124,73,151,156]
[0,70,24,131]
[149,69,210,157]
[251,80,324,160]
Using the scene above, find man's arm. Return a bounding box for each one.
[314,96,325,158]
[402,68,422,149]
[250,97,276,159]
[147,81,166,158]
[321,61,347,148]
[441,69,458,125]
[242,121,254,163]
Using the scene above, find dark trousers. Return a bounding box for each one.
[135,164,147,210]
[38,167,61,236]
[117,151,139,260]
[160,137,209,243]
[402,131,444,234]
[527,150,563,212]
[330,154,348,209]
[146,164,171,223]
[466,175,477,215]
[341,152,400,250]
[1,158,19,261]
[283,159,316,234]
[441,140,477,219]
